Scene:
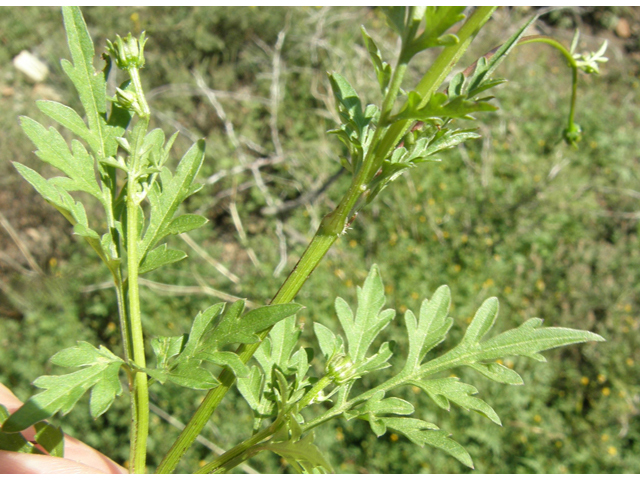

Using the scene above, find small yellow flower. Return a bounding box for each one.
[411,292,419,300]
[580,376,589,386]
[419,215,427,223]
[624,303,632,312]
[199,459,207,468]
[106,322,116,333]
[385,285,394,294]
[399,305,407,313]
[504,286,512,294]
[345,279,353,288]
[483,278,494,288]
[453,264,461,273]
[536,279,545,291]
[626,358,634,367]
[414,204,422,212]
[349,239,357,248]
[442,231,449,239]
[601,433,609,441]
[597,374,606,383]
[390,433,399,442]
[607,446,617,456]
[447,207,456,215]
[485,237,494,247]
[505,359,514,369]
[439,182,447,190]
[428,198,436,206]
[533,414,542,423]
[49,257,58,268]
[602,387,611,396]
[412,386,421,394]
[555,440,563,448]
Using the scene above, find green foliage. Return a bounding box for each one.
[0,5,615,475]
[147,301,303,389]
[2,342,123,432]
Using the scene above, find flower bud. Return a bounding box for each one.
[106,32,147,70]
[326,353,358,385]
[114,87,144,116]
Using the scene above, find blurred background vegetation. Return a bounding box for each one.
[0,6,639,474]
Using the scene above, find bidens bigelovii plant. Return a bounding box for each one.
[0,6,606,474]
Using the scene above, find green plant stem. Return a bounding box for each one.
[157,8,499,473]
[195,375,334,474]
[126,110,150,473]
[195,421,275,474]
[517,36,579,130]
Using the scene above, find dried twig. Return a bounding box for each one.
[205,156,284,186]
[0,211,44,276]
[273,219,287,277]
[229,193,261,270]
[80,278,254,307]
[179,232,240,284]
[261,168,344,216]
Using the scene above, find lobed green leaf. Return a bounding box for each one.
[140,139,206,260]
[2,343,124,432]
[337,264,395,363]
[411,377,501,425]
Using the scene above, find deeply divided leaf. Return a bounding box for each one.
[2,343,124,432]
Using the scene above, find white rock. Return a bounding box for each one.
[13,50,49,83]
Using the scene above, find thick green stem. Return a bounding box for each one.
[126,194,149,473]
[126,109,150,473]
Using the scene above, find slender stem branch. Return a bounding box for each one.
[194,422,275,474]
[195,375,334,474]
[517,36,579,132]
